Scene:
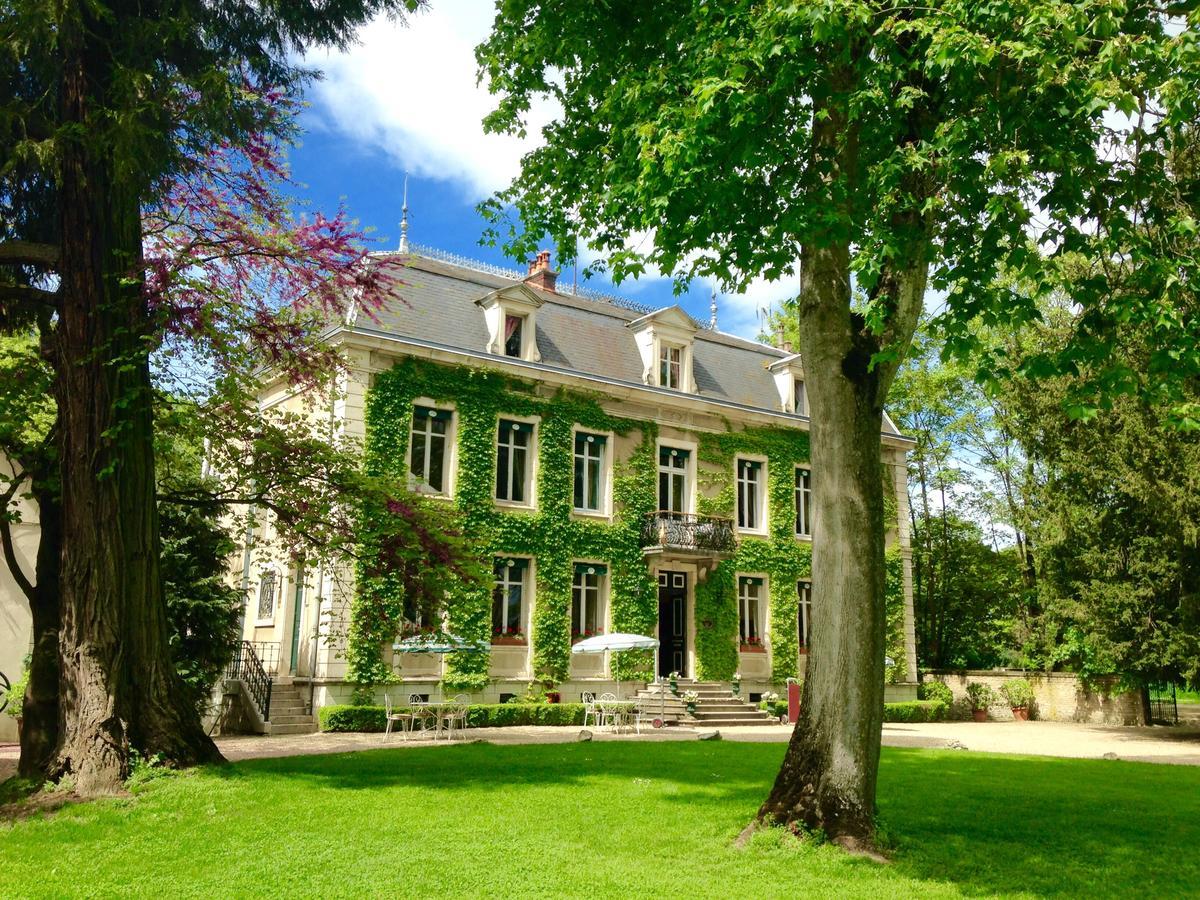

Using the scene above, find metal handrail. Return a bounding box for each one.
[639,511,737,554]
[226,640,273,723]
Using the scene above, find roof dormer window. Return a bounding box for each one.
[628,306,699,393]
[768,353,807,414]
[476,283,544,363]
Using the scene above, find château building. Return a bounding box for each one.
[241,242,919,721]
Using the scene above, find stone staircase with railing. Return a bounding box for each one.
[264,682,317,736]
[635,680,776,727]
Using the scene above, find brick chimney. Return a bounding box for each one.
[525,249,558,292]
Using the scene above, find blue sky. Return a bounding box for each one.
[287,2,802,340]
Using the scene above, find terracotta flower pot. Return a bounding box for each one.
[1011,706,1029,721]
[972,708,988,723]
[546,692,561,704]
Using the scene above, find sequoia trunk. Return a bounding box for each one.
[51,7,221,794]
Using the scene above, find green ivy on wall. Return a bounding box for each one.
[351,357,659,688]
[350,356,908,690]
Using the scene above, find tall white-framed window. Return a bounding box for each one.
[738,576,765,647]
[496,418,535,505]
[492,557,529,640]
[409,405,452,495]
[795,466,813,537]
[797,579,812,651]
[736,458,766,532]
[658,445,690,515]
[573,431,607,513]
[256,567,278,622]
[571,562,607,640]
[659,343,683,389]
[793,379,807,416]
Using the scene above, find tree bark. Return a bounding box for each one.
[756,232,890,850]
[50,6,221,795]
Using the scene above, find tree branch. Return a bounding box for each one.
[0,283,59,310]
[0,474,36,603]
[0,240,60,269]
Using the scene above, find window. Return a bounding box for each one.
[658,446,690,514]
[409,405,450,494]
[504,314,525,357]
[571,563,607,639]
[797,580,812,651]
[738,576,764,647]
[256,569,277,620]
[492,558,528,639]
[795,467,812,537]
[573,432,607,513]
[496,419,534,504]
[793,378,807,416]
[736,458,765,531]
[659,343,683,389]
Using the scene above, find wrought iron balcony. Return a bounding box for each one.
[640,512,736,558]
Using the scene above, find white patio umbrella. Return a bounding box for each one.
[571,632,659,700]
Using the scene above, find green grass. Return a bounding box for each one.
[2,743,1198,898]
[1174,686,1200,704]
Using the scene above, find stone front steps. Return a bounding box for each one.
[634,680,777,727]
[264,683,317,735]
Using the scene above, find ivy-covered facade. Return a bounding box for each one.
[244,249,917,706]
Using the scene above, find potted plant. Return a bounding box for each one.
[731,673,742,696]
[966,682,998,722]
[669,671,680,696]
[682,689,699,716]
[543,681,561,704]
[1000,678,1035,720]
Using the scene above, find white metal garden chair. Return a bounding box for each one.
[581,692,599,728]
[384,693,415,741]
[408,693,434,738]
[597,692,618,730]
[443,694,471,740]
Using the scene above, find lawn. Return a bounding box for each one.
[2,742,1198,898]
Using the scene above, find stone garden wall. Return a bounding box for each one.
[928,670,1143,726]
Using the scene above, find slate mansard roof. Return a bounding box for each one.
[337,247,909,442]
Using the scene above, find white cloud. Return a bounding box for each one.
[302,6,801,339]
[304,2,549,199]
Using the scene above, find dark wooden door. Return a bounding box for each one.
[657,570,688,678]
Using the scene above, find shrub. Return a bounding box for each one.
[966,682,999,711]
[318,703,587,733]
[5,657,29,719]
[882,700,947,723]
[1000,678,1035,709]
[758,698,789,718]
[918,680,953,708]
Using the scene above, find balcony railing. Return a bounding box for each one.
[640,512,736,556]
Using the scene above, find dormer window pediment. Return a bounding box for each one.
[627,306,699,393]
[477,283,545,362]
[768,353,806,414]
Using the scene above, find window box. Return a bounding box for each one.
[740,642,767,654]
[571,629,605,644]
[491,630,527,646]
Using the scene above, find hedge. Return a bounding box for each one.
[882,700,948,723]
[318,703,587,733]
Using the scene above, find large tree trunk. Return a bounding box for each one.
[51,6,221,795]
[755,234,889,851]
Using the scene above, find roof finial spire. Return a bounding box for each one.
[709,288,719,329]
[398,173,410,253]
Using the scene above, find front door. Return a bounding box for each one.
[657,570,688,678]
